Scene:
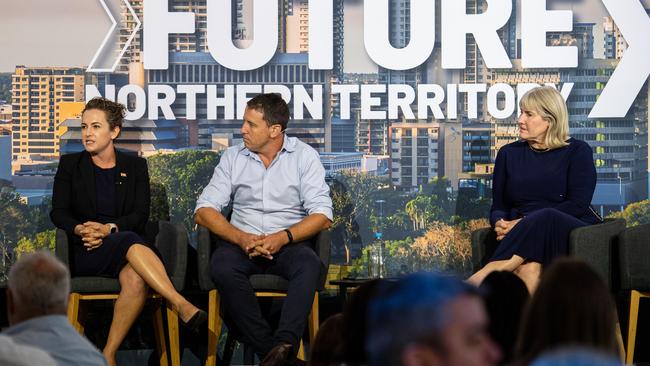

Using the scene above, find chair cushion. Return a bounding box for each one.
[71,277,121,293]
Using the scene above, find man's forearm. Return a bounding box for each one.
[286,213,331,243]
[195,207,246,246]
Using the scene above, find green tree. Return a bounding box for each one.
[147,150,221,233]
[329,171,385,263]
[0,73,12,101]
[405,194,443,231]
[14,229,56,259]
[0,181,33,250]
[608,200,650,227]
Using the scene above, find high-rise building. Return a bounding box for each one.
[562,59,648,214]
[548,23,594,61]
[489,60,562,157]
[11,66,84,164]
[389,123,440,187]
[0,104,12,121]
[148,52,331,151]
[116,0,143,73]
[371,0,427,157]
[0,135,10,181]
[464,0,517,121]
[59,118,185,156]
[286,0,309,53]
[331,118,355,152]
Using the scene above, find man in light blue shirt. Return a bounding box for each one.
[195,93,332,366]
[3,251,107,366]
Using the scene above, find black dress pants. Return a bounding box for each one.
[210,239,321,357]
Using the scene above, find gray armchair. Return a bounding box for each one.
[196,225,331,366]
[471,218,626,289]
[55,220,188,366]
[617,223,650,364]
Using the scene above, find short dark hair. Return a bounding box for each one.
[246,93,290,130]
[515,258,619,365]
[366,273,480,366]
[82,97,126,131]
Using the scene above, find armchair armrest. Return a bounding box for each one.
[471,227,497,273]
[312,230,331,290]
[196,225,215,291]
[150,220,188,291]
[569,218,626,290]
[55,228,71,266]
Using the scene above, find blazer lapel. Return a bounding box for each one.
[115,150,128,215]
[80,152,97,214]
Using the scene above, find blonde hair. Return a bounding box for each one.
[519,86,570,150]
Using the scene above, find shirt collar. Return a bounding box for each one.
[238,134,296,157]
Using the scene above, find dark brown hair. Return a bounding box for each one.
[82,97,126,131]
[246,93,290,131]
[514,258,619,365]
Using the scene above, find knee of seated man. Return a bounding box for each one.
[288,246,322,275]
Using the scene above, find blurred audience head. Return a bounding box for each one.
[309,313,344,366]
[479,271,529,364]
[6,251,70,325]
[366,272,501,366]
[341,278,385,365]
[515,258,618,365]
[529,347,622,366]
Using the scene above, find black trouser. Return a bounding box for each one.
[210,240,321,357]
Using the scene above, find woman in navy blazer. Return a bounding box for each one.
[467,87,602,293]
[50,97,205,366]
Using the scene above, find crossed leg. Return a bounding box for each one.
[467,255,525,286]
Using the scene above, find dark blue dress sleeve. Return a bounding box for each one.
[553,142,597,217]
[490,147,509,227]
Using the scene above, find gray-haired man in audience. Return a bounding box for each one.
[2,251,107,366]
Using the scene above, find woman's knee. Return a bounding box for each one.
[126,243,150,257]
[119,266,148,295]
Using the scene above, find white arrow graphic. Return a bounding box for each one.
[589,0,650,118]
[87,0,142,73]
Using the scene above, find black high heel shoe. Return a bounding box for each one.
[182,309,208,332]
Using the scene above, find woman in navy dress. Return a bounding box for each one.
[467,86,602,292]
[51,97,206,366]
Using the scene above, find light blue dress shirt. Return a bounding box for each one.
[3,315,107,366]
[195,135,333,235]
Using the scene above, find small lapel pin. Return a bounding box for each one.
[120,172,127,177]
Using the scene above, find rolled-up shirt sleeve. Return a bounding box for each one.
[299,149,333,221]
[194,149,234,214]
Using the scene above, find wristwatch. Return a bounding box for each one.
[284,229,293,245]
[107,223,118,234]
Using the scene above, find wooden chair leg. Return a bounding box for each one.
[626,290,641,365]
[298,339,305,360]
[616,320,625,363]
[67,293,84,334]
[153,299,170,366]
[166,301,181,366]
[308,292,319,343]
[206,289,223,366]
[297,291,319,362]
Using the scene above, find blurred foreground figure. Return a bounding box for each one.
[3,251,107,366]
[514,258,619,366]
[366,272,501,366]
